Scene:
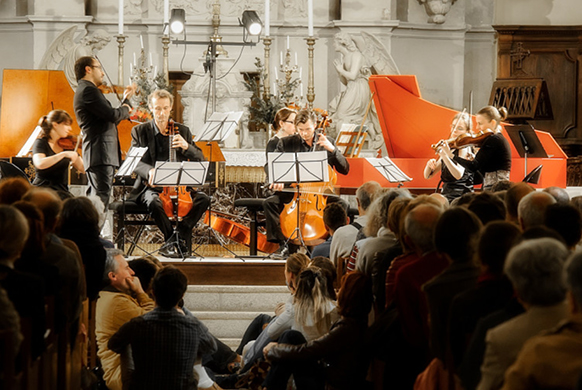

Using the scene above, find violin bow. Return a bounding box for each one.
[94,55,125,104]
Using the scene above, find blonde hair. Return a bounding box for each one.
[293,267,334,335]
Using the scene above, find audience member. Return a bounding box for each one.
[423,207,482,362]
[544,203,582,250]
[517,190,556,230]
[311,202,348,259]
[0,177,31,205]
[491,180,512,193]
[108,265,216,390]
[127,257,161,298]
[96,248,155,390]
[467,192,506,226]
[543,185,570,204]
[263,272,373,390]
[59,196,107,300]
[329,181,381,264]
[0,285,23,362]
[570,195,582,215]
[0,205,46,358]
[310,256,338,300]
[450,222,521,369]
[501,250,582,389]
[504,183,534,225]
[478,238,569,390]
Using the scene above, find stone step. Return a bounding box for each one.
[191,311,263,340]
[184,285,289,313]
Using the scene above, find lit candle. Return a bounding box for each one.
[140,35,144,49]
[295,52,298,65]
[264,0,270,36]
[163,0,169,34]
[307,0,313,36]
[273,66,278,80]
[118,0,124,35]
[280,51,283,65]
[300,83,304,98]
[287,36,290,50]
[133,52,137,65]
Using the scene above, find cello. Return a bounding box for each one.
[159,120,194,220]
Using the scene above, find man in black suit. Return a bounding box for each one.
[73,56,136,209]
[130,89,209,258]
[263,109,350,258]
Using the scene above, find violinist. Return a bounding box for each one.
[129,89,209,258]
[437,106,512,191]
[263,109,350,258]
[424,112,474,202]
[32,109,85,199]
[73,56,136,210]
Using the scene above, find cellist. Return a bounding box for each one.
[129,89,209,258]
[263,109,350,258]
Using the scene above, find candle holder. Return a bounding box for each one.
[116,35,127,85]
[275,48,301,106]
[305,36,317,109]
[161,35,171,84]
[262,36,272,100]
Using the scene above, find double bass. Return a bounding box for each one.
[159,120,193,220]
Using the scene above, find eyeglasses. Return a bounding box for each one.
[90,65,102,70]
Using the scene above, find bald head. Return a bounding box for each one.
[506,182,535,223]
[404,203,443,254]
[356,181,381,214]
[543,186,569,204]
[22,188,62,233]
[518,191,556,230]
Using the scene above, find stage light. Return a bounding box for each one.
[241,10,262,36]
[170,9,185,34]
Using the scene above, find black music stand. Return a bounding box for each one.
[113,146,149,255]
[153,161,209,260]
[505,124,548,177]
[195,111,244,143]
[268,151,330,251]
[366,156,412,187]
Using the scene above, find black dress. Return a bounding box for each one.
[32,138,71,196]
[440,149,474,202]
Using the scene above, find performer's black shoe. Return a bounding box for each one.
[271,243,289,259]
[159,243,179,258]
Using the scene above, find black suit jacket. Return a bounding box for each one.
[129,120,206,199]
[74,79,131,169]
[274,134,350,175]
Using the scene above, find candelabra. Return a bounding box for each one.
[116,35,127,85]
[262,36,272,99]
[274,48,303,106]
[305,37,316,109]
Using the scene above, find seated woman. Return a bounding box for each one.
[32,110,84,199]
[424,112,474,203]
[262,272,373,390]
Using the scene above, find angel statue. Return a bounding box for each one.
[39,27,111,88]
[328,31,400,151]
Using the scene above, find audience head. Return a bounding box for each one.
[12,200,46,259]
[543,186,569,204]
[521,225,566,244]
[310,256,337,300]
[152,265,188,310]
[323,202,348,235]
[22,187,62,233]
[59,196,101,235]
[451,192,476,207]
[429,193,449,208]
[0,177,31,205]
[355,181,382,214]
[491,180,512,192]
[365,188,412,237]
[128,257,162,296]
[505,238,568,307]
[103,248,134,293]
[388,197,411,246]
[518,191,557,230]
[0,205,29,264]
[337,272,373,320]
[570,196,582,215]
[404,201,443,254]
[294,266,331,333]
[544,203,582,249]
[565,251,582,313]
[434,207,482,264]
[467,192,506,225]
[478,221,522,276]
[285,253,310,293]
[505,182,535,223]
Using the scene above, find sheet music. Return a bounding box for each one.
[116,146,148,177]
[366,156,412,183]
[268,151,329,184]
[152,161,209,186]
[268,152,297,184]
[195,111,244,142]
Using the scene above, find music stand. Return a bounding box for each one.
[153,160,209,259]
[113,147,148,255]
[335,124,368,158]
[195,111,244,143]
[268,151,329,250]
[366,156,412,186]
[505,124,548,177]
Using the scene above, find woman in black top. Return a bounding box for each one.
[32,110,84,198]
[264,107,297,195]
[438,106,512,191]
[425,112,475,202]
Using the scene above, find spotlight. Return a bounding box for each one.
[241,10,262,36]
[170,9,185,34]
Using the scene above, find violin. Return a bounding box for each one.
[98,83,126,95]
[57,135,82,152]
[159,120,194,220]
[431,128,495,151]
